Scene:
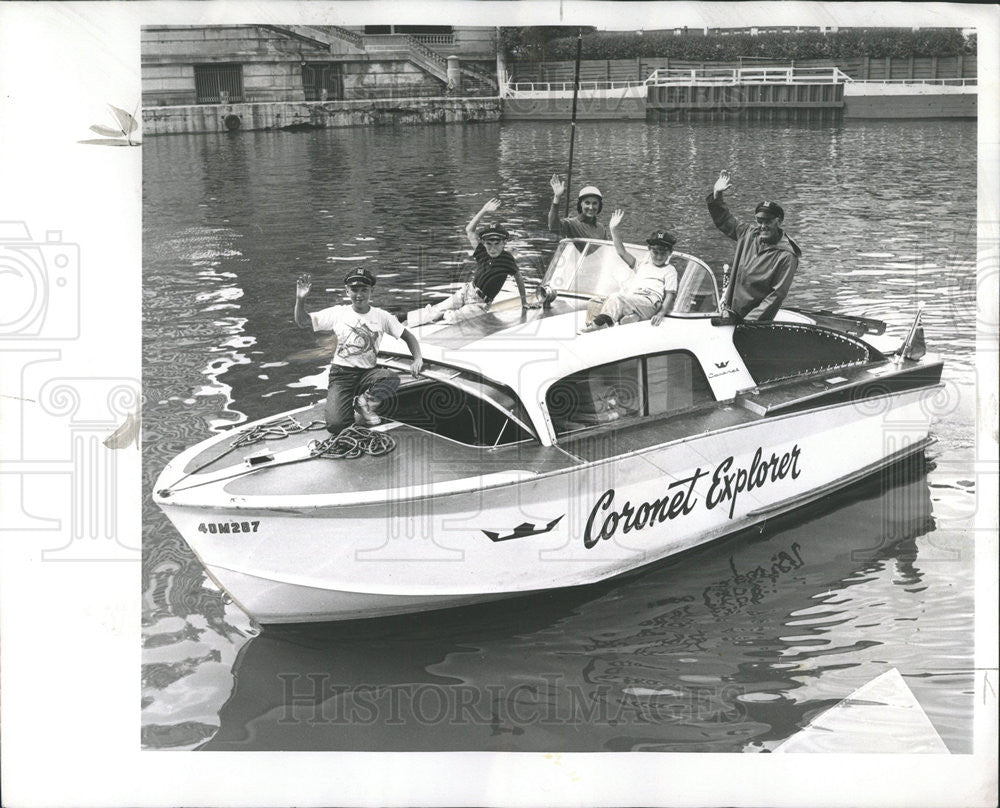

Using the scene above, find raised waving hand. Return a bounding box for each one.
[712,169,732,197]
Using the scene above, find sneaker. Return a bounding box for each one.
[539,285,558,308]
[353,394,381,426]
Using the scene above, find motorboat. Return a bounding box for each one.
[152,238,943,624]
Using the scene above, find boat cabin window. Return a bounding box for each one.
[646,351,714,415]
[381,372,534,447]
[733,323,874,384]
[542,239,720,315]
[545,351,714,437]
[546,358,643,434]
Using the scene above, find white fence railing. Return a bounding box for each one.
[505,80,648,94]
[500,67,976,99]
[848,77,977,87]
[645,66,853,86]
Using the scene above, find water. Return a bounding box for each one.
[142,118,978,752]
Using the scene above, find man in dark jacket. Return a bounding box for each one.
[707,169,801,322]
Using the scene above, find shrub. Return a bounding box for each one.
[503,27,976,62]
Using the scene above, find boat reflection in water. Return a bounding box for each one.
[200,452,964,753]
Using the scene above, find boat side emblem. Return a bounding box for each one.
[482,515,564,542]
[715,361,729,368]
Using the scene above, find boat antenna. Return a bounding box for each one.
[564,28,583,219]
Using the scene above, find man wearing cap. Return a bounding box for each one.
[419,196,535,325]
[294,267,423,432]
[581,209,679,332]
[708,169,801,322]
[547,174,610,240]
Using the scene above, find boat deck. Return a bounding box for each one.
[175,401,581,500]
[169,354,943,502]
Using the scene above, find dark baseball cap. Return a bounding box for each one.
[755,201,784,220]
[344,267,376,287]
[478,223,510,240]
[646,230,677,248]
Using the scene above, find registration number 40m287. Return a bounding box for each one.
[197,520,260,535]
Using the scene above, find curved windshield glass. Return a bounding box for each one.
[378,357,537,446]
[672,256,722,315]
[542,239,720,316]
[543,241,634,299]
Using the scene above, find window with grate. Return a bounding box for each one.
[194,64,244,104]
[302,63,344,101]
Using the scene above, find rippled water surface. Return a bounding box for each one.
[142,119,978,752]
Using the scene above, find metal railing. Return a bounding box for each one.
[505,79,648,95]
[645,66,853,85]
[505,67,856,96]
[848,77,977,86]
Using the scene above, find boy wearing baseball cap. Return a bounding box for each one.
[547,174,611,240]
[581,208,679,332]
[294,267,423,432]
[708,169,801,322]
[417,196,536,325]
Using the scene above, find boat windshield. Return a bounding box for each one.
[541,239,721,316]
[379,358,537,447]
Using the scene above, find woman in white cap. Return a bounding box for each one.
[547,174,610,239]
[294,267,423,432]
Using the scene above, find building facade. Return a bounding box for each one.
[141,25,500,107]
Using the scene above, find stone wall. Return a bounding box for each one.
[142,25,334,106]
[143,97,502,136]
[141,25,495,106]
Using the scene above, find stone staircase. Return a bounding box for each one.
[262,25,364,52]
[264,25,497,95]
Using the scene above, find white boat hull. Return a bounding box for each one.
[159,387,936,624]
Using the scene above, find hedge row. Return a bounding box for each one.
[504,28,977,62]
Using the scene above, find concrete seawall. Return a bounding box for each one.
[143,96,502,135]
[502,87,647,121]
[843,83,976,119]
[143,86,975,135]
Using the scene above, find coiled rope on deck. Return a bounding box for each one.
[309,425,397,460]
[160,418,396,497]
[231,415,328,448]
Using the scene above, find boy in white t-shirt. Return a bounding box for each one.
[294,267,423,432]
[581,209,679,332]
